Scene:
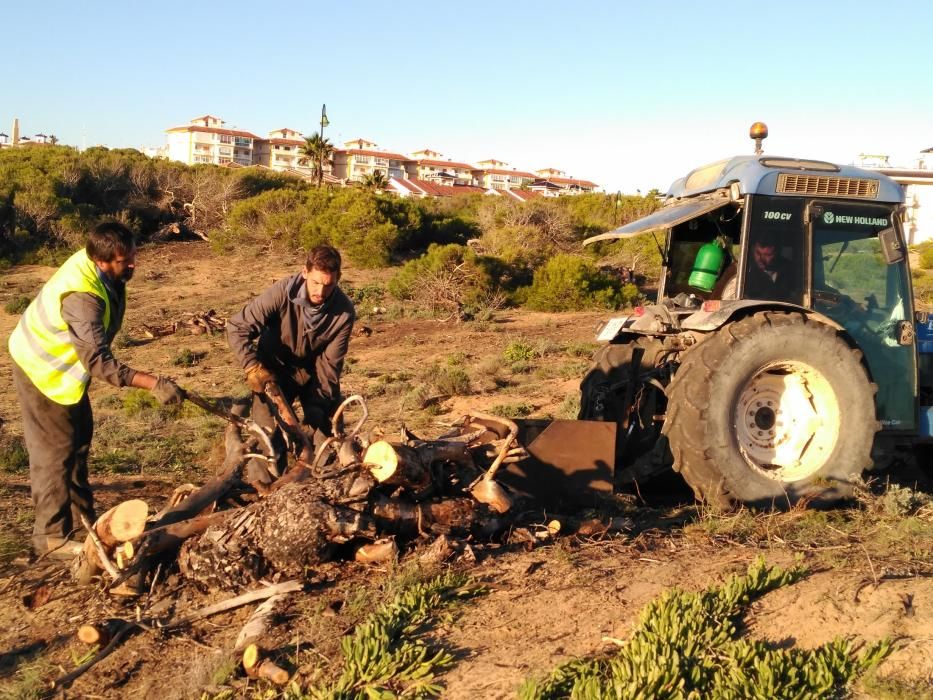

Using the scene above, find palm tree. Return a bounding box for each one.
[298,132,334,187]
[361,170,388,192]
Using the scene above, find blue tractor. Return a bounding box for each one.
[577,123,933,508]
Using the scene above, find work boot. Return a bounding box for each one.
[33,536,84,560]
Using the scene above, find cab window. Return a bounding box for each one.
[741,196,806,304]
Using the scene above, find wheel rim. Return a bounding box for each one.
[734,361,840,482]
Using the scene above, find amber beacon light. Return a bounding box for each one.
[749,121,769,155]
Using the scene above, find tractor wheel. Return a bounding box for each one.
[662,312,878,509]
[579,337,666,462]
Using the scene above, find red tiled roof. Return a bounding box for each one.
[412,178,484,197]
[190,114,223,122]
[166,125,261,140]
[417,158,473,170]
[551,176,598,188]
[389,177,484,197]
[340,148,410,161]
[266,138,305,146]
[480,168,536,178]
[504,189,542,201]
[390,178,424,194]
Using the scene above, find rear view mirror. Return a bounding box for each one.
[878,227,905,264]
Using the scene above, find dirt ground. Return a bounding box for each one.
[0,241,931,698]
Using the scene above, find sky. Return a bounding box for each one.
[3,0,933,194]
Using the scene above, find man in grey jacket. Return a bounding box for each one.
[227,245,355,471]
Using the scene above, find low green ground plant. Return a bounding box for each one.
[520,558,890,699]
[489,402,535,418]
[3,295,31,315]
[303,571,483,699]
[0,436,29,473]
[171,349,207,367]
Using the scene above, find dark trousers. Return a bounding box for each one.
[12,362,96,547]
[249,377,332,473]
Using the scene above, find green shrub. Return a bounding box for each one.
[388,243,508,319]
[171,349,205,367]
[523,254,637,312]
[503,340,538,364]
[0,436,29,473]
[918,241,933,270]
[3,295,30,315]
[913,270,933,307]
[428,363,471,396]
[214,188,307,249]
[490,402,534,418]
[121,388,160,417]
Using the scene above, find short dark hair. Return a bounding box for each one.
[86,221,135,262]
[305,245,342,275]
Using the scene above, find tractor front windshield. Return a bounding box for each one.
[810,202,916,430]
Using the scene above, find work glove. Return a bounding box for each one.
[245,363,276,394]
[151,376,185,405]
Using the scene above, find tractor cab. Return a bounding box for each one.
[584,126,919,435]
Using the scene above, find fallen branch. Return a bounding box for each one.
[50,621,137,691]
[234,595,285,653]
[162,580,303,629]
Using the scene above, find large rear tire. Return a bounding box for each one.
[579,337,666,463]
[662,312,878,508]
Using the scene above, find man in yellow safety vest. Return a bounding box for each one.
[8,221,184,558]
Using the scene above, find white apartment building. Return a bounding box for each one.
[165,115,259,166]
[253,128,312,173]
[332,139,409,182]
[859,150,933,245]
[163,117,600,193]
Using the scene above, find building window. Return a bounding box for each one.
[219,134,233,144]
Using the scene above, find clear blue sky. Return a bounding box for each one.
[3,0,932,193]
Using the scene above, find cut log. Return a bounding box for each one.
[75,503,147,585]
[77,623,111,646]
[363,441,432,491]
[242,644,289,685]
[354,538,398,564]
[94,500,150,547]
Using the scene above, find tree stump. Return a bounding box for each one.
[251,483,375,577]
[178,509,265,591]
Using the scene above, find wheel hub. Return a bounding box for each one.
[734,362,840,482]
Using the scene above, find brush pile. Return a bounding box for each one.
[72,394,527,596]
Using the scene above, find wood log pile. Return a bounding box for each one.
[139,309,226,339]
[70,397,529,597]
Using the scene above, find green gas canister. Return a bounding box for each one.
[689,240,726,292]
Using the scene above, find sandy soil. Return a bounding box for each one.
[0,241,930,697]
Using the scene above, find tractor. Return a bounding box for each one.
[565,123,933,508]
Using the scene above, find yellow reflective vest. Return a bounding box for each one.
[8,249,121,405]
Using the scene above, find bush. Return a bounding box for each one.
[0,436,29,473]
[523,254,637,311]
[388,243,506,320]
[427,363,471,396]
[503,340,538,364]
[918,241,933,270]
[3,295,30,315]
